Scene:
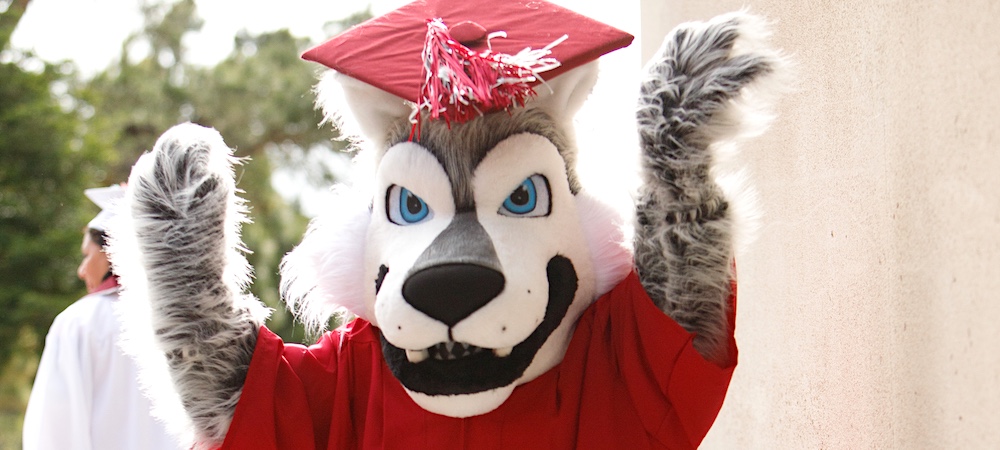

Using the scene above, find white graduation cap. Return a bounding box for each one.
[84,185,125,233]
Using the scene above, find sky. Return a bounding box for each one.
[10,0,643,216]
[10,0,371,76]
[10,0,640,76]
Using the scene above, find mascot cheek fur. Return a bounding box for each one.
[109,1,786,448]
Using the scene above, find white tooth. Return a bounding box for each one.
[406,349,429,363]
[493,347,513,358]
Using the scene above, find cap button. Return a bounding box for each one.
[450,21,488,46]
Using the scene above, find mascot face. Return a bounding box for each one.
[280,67,634,418]
[286,0,634,417]
[364,111,596,416]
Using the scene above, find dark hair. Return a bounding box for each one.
[87,228,109,250]
[87,228,115,281]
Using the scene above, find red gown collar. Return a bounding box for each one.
[91,275,120,294]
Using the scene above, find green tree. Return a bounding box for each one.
[0,0,31,49]
[82,0,204,182]
[0,49,113,450]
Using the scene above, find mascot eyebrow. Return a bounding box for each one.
[387,108,579,209]
[108,1,787,448]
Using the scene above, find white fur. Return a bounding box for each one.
[315,71,411,153]
[576,189,634,297]
[281,183,372,330]
[531,62,601,130]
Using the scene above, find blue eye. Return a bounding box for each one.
[500,174,550,217]
[387,185,431,225]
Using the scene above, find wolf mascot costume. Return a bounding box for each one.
[109,1,785,448]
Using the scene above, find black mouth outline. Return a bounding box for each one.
[380,255,578,396]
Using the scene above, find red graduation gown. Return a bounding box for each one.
[219,272,737,450]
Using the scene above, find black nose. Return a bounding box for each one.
[402,263,505,327]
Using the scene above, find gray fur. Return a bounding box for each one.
[122,124,266,448]
[633,13,781,364]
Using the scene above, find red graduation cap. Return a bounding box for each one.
[302,0,633,128]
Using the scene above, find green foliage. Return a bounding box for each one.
[0,0,32,50]
[0,50,114,448]
[0,53,112,371]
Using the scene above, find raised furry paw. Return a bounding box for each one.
[129,124,239,248]
[633,12,786,364]
[116,123,263,448]
[639,12,782,161]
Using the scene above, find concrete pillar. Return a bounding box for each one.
[638,0,1000,447]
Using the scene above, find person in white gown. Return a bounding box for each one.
[22,185,182,450]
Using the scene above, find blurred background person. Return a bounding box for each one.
[21,185,181,450]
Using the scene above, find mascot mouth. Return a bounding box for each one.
[380,255,578,396]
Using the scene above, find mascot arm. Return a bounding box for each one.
[121,124,268,447]
[633,13,782,364]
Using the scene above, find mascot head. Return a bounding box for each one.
[282,0,634,417]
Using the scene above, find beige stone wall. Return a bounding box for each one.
[639,0,1000,448]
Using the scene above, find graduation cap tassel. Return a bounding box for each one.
[411,18,565,139]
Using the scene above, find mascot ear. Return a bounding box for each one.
[314,71,412,151]
[318,63,599,148]
[530,61,600,125]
